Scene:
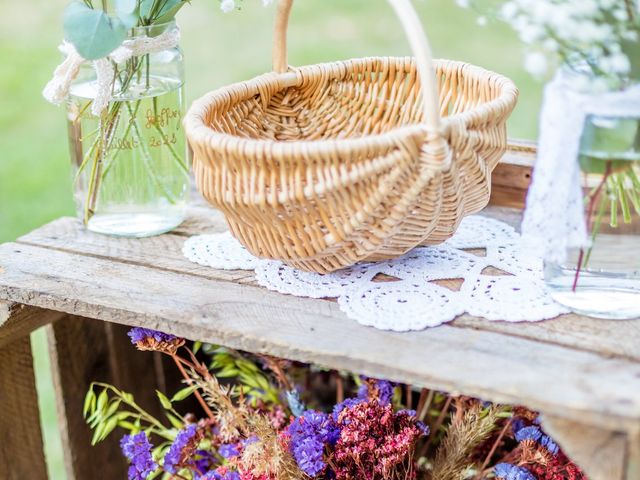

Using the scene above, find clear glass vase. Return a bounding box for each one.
[67,21,189,237]
[545,114,640,319]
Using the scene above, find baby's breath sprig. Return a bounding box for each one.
[457,0,640,90]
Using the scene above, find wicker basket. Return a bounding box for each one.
[185,0,518,273]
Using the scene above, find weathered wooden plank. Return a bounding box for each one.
[629,429,640,480]
[17,207,640,364]
[0,302,64,347]
[541,415,628,480]
[18,216,252,284]
[48,316,179,479]
[1,243,639,430]
[0,334,48,480]
[454,315,640,363]
[48,316,129,479]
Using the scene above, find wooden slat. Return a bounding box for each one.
[0,302,63,347]
[0,335,48,480]
[17,208,640,364]
[542,415,627,480]
[489,143,534,209]
[48,316,129,479]
[629,430,640,480]
[48,316,174,479]
[1,242,639,431]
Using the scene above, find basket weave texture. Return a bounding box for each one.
[185,0,518,273]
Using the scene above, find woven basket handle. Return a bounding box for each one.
[272,0,441,133]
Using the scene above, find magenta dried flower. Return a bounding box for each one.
[333,400,427,480]
[120,432,157,480]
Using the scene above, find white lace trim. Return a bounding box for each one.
[521,71,640,264]
[183,215,568,332]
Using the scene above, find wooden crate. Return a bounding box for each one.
[0,142,638,480]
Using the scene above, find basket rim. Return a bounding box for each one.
[184,56,519,153]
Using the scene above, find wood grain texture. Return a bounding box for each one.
[542,415,627,480]
[48,316,129,480]
[47,317,178,479]
[17,207,640,365]
[0,301,63,348]
[0,334,48,480]
[628,430,640,480]
[1,242,639,431]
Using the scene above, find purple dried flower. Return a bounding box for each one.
[332,397,363,421]
[164,424,199,474]
[398,409,430,436]
[120,432,157,480]
[127,328,185,354]
[242,435,259,447]
[515,425,542,443]
[494,463,536,480]
[511,418,526,435]
[288,410,340,476]
[357,379,395,405]
[292,437,326,477]
[195,450,216,474]
[540,434,560,455]
[218,443,241,459]
[201,467,241,480]
[128,328,177,344]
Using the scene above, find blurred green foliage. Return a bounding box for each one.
[1,1,542,478]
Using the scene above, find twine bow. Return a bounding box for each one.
[43,27,180,116]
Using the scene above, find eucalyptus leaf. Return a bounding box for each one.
[115,0,139,29]
[63,2,127,60]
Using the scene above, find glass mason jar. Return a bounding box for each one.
[66,21,189,237]
[545,113,640,319]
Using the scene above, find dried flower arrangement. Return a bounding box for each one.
[85,328,587,480]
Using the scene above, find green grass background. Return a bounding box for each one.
[0,0,541,477]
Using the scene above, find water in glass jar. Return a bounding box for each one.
[545,115,640,319]
[68,74,189,237]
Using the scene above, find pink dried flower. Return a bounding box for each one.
[332,401,426,480]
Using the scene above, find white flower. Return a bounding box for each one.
[542,38,558,52]
[609,53,631,74]
[220,0,235,13]
[500,2,519,21]
[519,25,545,44]
[456,0,471,8]
[524,51,548,76]
[477,16,488,26]
[262,0,273,5]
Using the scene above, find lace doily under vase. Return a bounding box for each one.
[183,216,568,332]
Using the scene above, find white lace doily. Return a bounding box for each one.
[183,216,568,332]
